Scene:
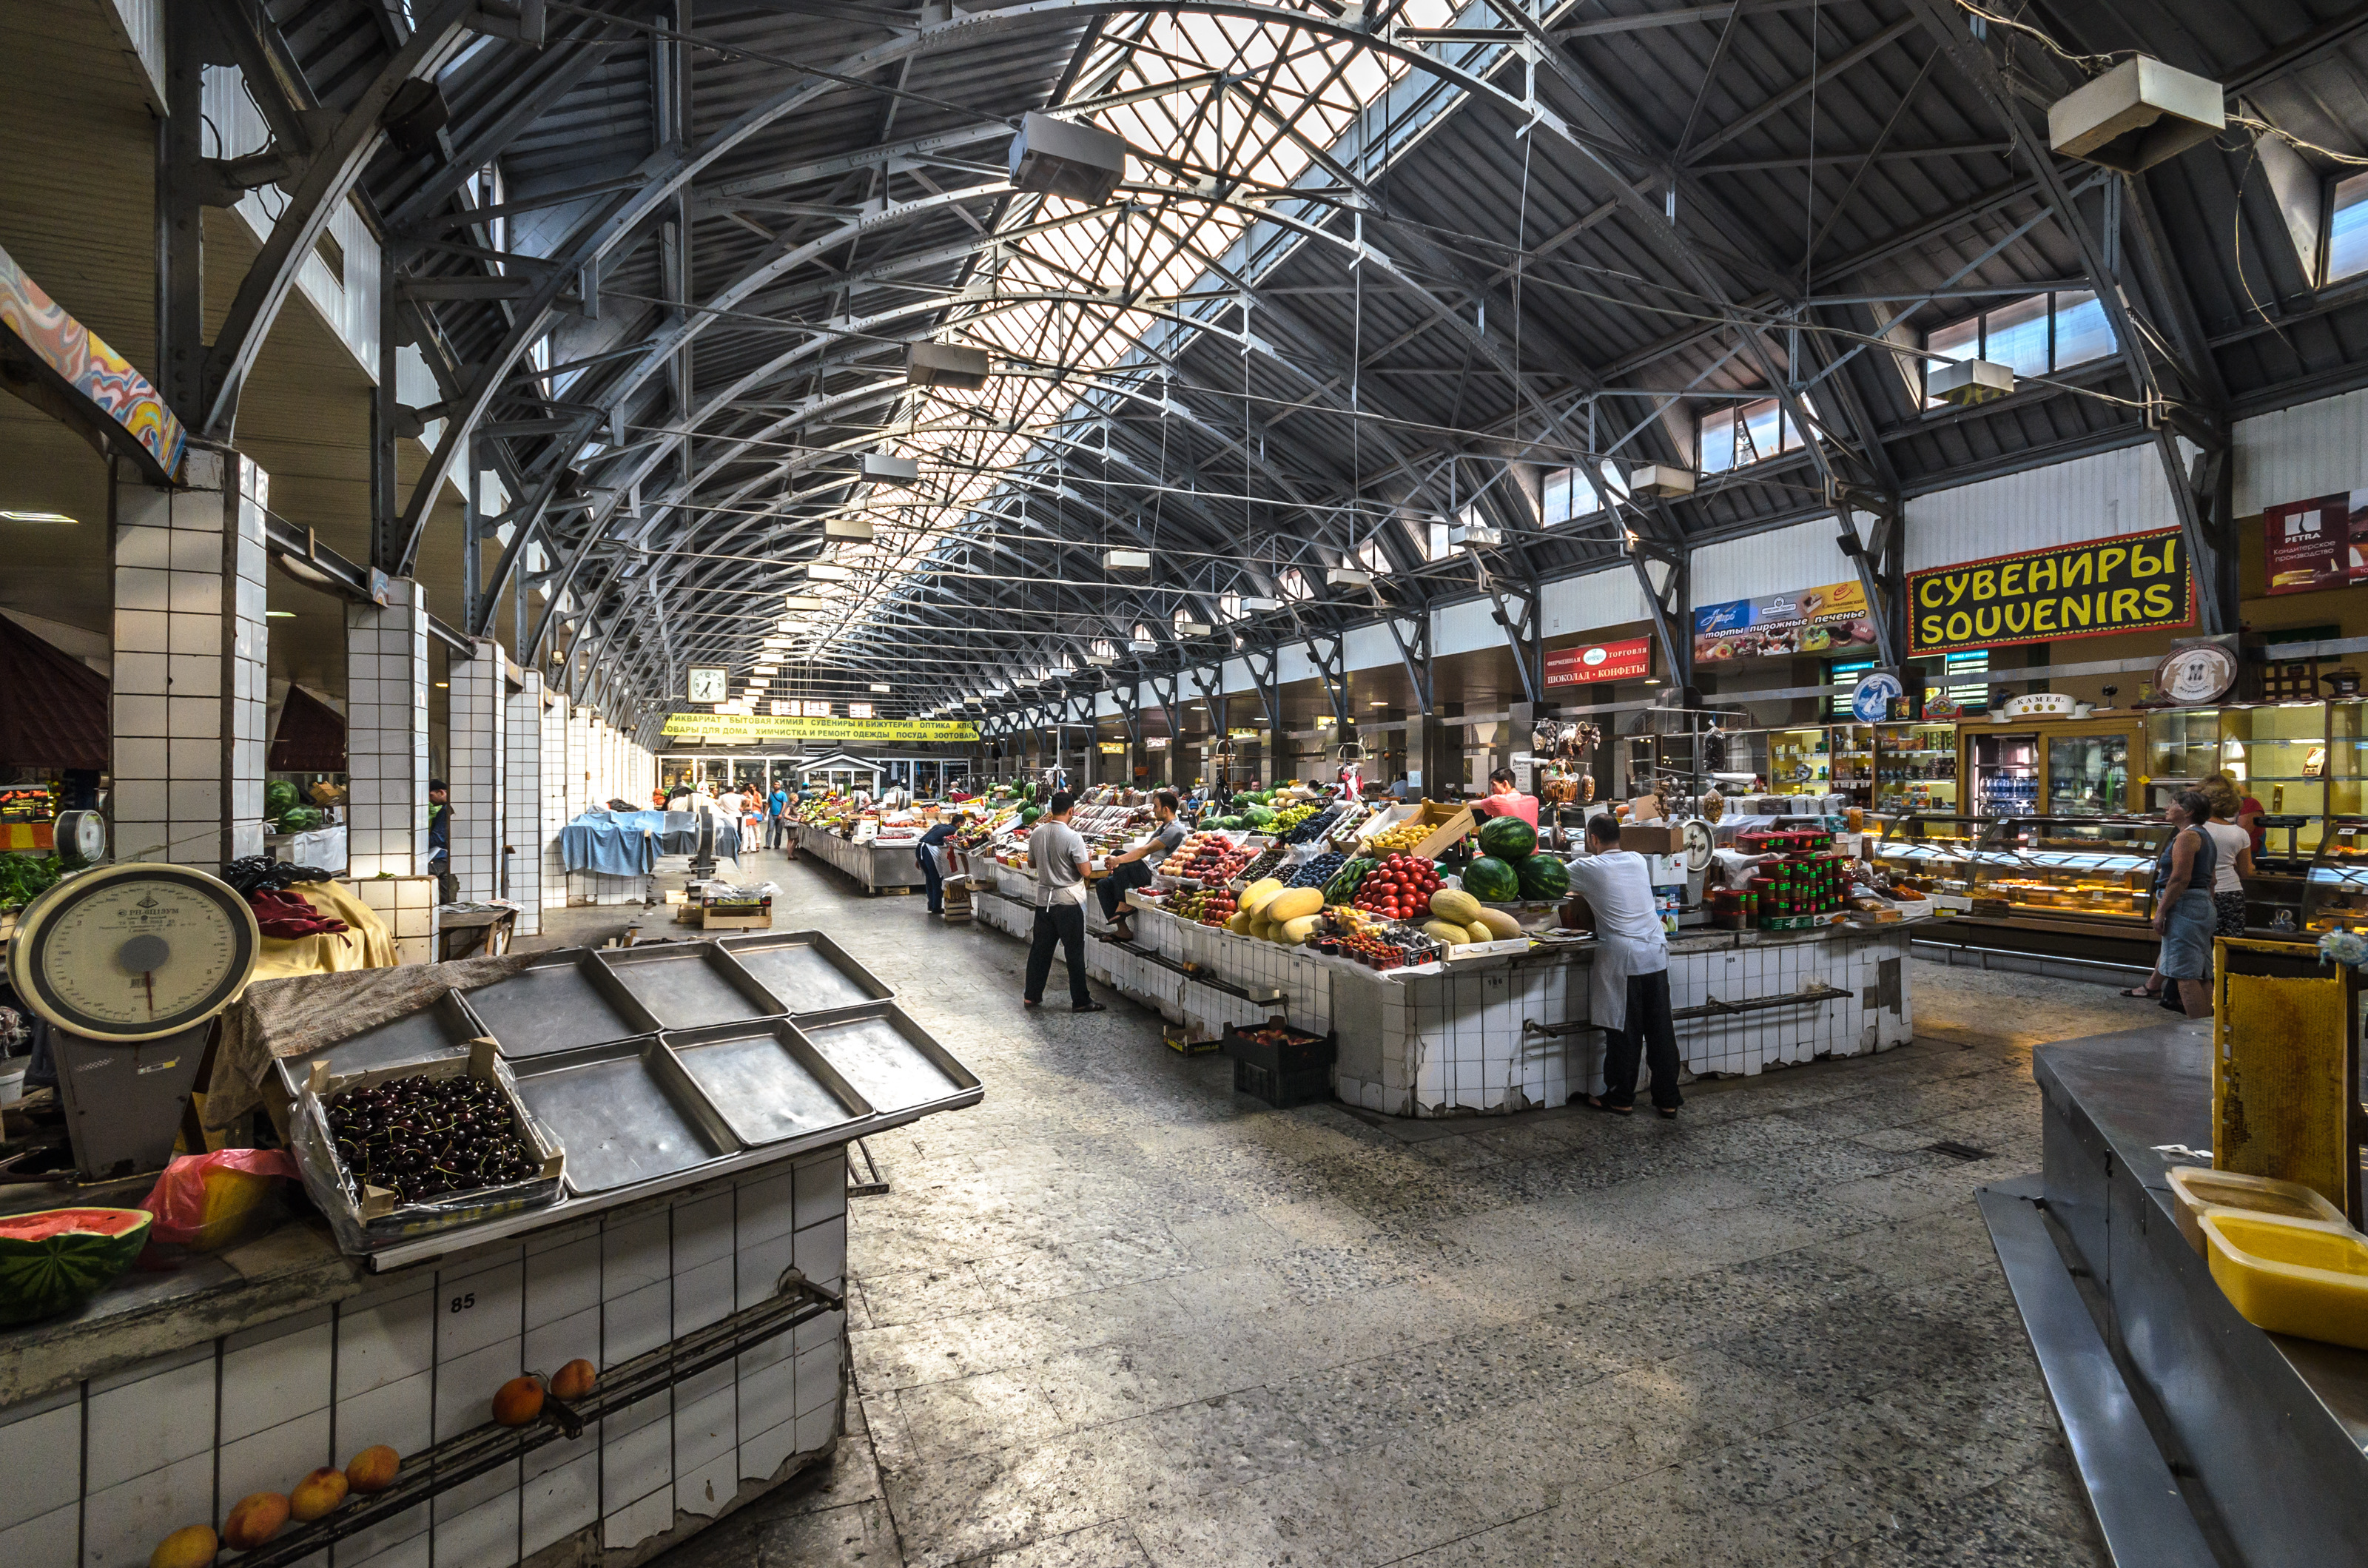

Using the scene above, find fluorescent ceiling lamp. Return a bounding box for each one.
[1103,548,1151,571]
[0,510,78,524]
[806,562,853,582]
[782,594,827,611]
[266,609,295,618]
[1928,359,2015,407]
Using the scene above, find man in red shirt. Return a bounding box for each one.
[1473,767,1538,827]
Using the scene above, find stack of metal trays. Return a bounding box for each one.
[460,952,656,1057]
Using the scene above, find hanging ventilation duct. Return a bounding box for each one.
[860,452,919,484]
[870,683,892,694]
[1235,595,1281,612]
[1630,464,1695,499]
[907,341,992,388]
[1084,649,1117,665]
[1448,521,1501,548]
[1009,111,1128,204]
[806,562,853,582]
[1927,359,2016,408]
[1174,619,1212,636]
[1104,548,1151,571]
[1326,568,1372,588]
[781,594,827,611]
[2048,56,2224,174]
[823,517,874,541]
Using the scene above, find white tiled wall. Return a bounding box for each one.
[447,639,505,904]
[346,579,430,879]
[0,1154,850,1568]
[109,448,269,869]
[504,671,544,934]
[540,693,570,912]
[349,874,440,966]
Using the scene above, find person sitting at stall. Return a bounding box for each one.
[916,807,962,916]
[1472,766,1538,827]
[1096,790,1185,944]
[2152,789,2220,1020]
[1565,815,1681,1119]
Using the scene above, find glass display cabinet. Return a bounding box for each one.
[1961,815,2171,933]
[1827,723,1874,807]
[1957,716,2145,818]
[1872,721,1961,815]
[1873,815,1985,906]
[2304,815,2368,935]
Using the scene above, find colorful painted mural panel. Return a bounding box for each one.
[0,242,186,482]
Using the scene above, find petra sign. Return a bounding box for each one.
[2262,492,2368,595]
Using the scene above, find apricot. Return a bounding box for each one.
[492,1374,545,1426]
[221,1492,289,1551]
[345,1444,401,1495]
[149,1524,218,1568]
[549,1358,598,1402]
[289,1466,349,1522]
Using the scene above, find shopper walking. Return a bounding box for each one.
[1022,791,1105,1012]
[1564,815,1681,1117]
[2153,789,2221,1020]
[766,781,789,850]
[1096,789,1185,943]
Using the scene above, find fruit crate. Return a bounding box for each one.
[1231,1057,1333,1108]
[287,1036,565,1255]
[1220,1018,1336,1080]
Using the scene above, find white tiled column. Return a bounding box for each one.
[447,638,505,902]
[505,670,545,934]
[566,708,590,821]
[542,692,571,911]
[110,448,270,867]
[346,579,431,878]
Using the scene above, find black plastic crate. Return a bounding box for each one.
[1231,1057,1332,1108]
[1219,1018,1336,1077]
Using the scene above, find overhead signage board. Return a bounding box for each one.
[1544,636,1652,686]
[1907,528,2193,656]
[659,712,978,742]
[1692,580,1874,663]
[1097,741,1126,754]
[2263,491,2368,595]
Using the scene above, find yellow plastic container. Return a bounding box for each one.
[2165,1167,2350,1255]
[2198,1212,2368,1350]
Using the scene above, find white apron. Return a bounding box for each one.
[1589,931,1667,1034]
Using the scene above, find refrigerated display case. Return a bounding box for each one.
[1872,721,1961,815]
[1965,730,2039,818]
[1956,716,2145,818]
[2303,815,2368,935]
[2140,700,2360,856]
[1962,815,2172,936]
[1873,814,1983,907]
[2047,730,2132,815]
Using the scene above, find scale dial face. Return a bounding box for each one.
[10,864,259,1042]
[1681,819,1715,872]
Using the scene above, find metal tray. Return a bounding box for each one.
[463,951,658,1057]
[272,992,486,1097]
[716,930,892,1015]
[508,1037,739,1194]
[791,1001,983,1128]
[596,943,787,1031]
[661,1020,872,1150]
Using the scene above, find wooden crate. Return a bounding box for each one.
[2213,938,2365,1221]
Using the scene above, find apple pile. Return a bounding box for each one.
[1349,855,1440,921]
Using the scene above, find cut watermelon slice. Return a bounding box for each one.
[0,1207,152,1326]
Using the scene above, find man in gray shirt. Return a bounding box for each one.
[1023,792,1105,1012]
[1095,789,1183,944]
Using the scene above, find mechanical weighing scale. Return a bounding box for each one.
[7,862,260,1179]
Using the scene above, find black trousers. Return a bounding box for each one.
[767,814,791,849]
[1601,969,1683,1111]
[1097,858,1153,923]
[918,855,944,912]
[1025,903,1092,1006]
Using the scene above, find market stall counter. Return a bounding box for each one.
[0,932,978,1568]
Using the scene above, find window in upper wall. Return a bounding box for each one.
[1216,591,1244,622]
[1351,536,1391,574]
[1403,515,1450,561]
[2329,170,2368,283]
[1540,465,1595,525]
[1276,568,1310,601]
[1922,291,2117,405]
[1697,395,1812,476]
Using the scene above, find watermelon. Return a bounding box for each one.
[1462,855,1520,901]
[0,1208,152,1326]
[1217,815,1245,831]
[1476,815,1537,862]
[1516,854,1570,901]
[1242,806,1275,828]
[1019,807,1042,826]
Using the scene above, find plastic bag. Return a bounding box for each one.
[138,1148,299,1255]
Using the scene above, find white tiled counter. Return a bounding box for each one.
[963,892,1914,1117]
[0,1151,850,1568]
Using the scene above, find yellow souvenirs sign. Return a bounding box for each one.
[659,713,980,742]
[1908,528,2195,656]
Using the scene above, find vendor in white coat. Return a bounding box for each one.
[1564,815,1683,1119]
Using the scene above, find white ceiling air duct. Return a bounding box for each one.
[860,452,919,485]
[781,595,827,611]
[907,340,992,389]
[1325,568,1372,587]
[823,517,874,541]
[1008,111,1128,205]
[1448,520,1501,548]
[806,562,852,582]
[1174,619,1211,636]
[2048,56,2224,174]
[1085,648,1117,665]
[1235,595,1280,612]
[1104,548,1151,571]
[1928,359,2016,408]
[1630,464,1695,499]
[870,683,892,693]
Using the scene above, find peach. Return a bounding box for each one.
[550,1358,598,1402]
[345,1444,401,1495]
[289,1466,349,1522]
[221,1492,289,1551]
[492,1374,544,1427]
[149,1524,218,1568]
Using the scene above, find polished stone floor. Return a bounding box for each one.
[620,852,2132,1567]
